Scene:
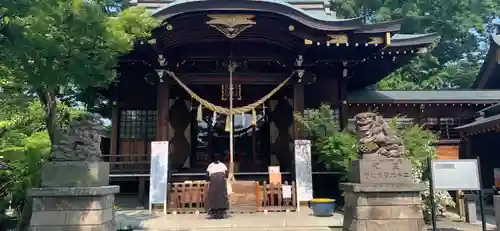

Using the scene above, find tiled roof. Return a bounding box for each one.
[473,34,500,89]
[455,113,500,130]
[348,90,500,103]
[137,0,339,21]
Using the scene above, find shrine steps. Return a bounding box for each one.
[116,210,343,231]
[132,227,340,231]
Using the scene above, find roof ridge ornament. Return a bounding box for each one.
[324,0,337,18]
[206,14,256,39]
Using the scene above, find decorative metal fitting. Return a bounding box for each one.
[295,55,304,67]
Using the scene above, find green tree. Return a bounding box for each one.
[296,105,455,221]
[387,118,455,221]
[0,1,160,229]
[335,0,499,89]
[294,104,358,179]
[0,0,160,145]
[0,101,84,230]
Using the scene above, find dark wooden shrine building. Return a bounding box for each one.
[454,33,500,190]
[110,0,436,176]
[104,0,500,207]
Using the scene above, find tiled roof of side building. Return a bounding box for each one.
[473,34,500,89]
[455,109,500,131]
[347,90,500,103]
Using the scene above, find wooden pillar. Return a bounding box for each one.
[252,126,257,165]
[139,81,169,206]
[293,83,305,139]
[208,126,214,161]
[292,83,305,181]
[110,102,119,163]
[416,104,423,125]
[156,82,170,141]
[338,77,348,131]
[464,137,472,158]
[110,84,119,165]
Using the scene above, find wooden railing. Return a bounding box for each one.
[168,181,209,213]
[102,154,150,174]
[259,181,297,212]
[166,181,297,214]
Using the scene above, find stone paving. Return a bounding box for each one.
[114,196,498,231]
[116,210,342,231]
[115,209,498,231]
[431,219,496,231]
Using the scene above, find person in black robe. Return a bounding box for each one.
[205,155,229,219]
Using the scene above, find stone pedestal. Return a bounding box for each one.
[41,162,109,188]
[465,194,478,224]
[28,162,119,231]
[341,158,426,231]
[493,195,500,228]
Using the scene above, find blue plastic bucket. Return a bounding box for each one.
[309,199,336,217]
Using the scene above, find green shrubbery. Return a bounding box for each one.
[295,103,455,221]
[0,102,84,229]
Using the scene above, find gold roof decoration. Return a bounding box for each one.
[206,14,256,39]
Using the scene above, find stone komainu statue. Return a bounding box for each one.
[50,113,104,161]
[354,112,405,159]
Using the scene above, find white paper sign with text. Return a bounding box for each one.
[149,141,169,214]
[282,185,292,199]
[294,140,313,202]
[431,159,480,191]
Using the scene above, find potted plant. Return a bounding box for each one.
[309,198,336,217]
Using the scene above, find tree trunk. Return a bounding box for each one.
[15,196,32,231]
[37,87,57,146]
[16,87,57,231]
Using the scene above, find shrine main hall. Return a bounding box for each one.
[100,0,500,208]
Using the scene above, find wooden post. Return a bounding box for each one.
[110,102,119,165]
[252,125,257,166]
[416,104,423,125]
[142,81,169,206]
[293,83,305,139]
[293,83,305,181]
[156,82,170,141]
[338,77,348,131]
[208,125,214,161]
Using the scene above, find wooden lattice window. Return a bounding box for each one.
[119,110,156,139]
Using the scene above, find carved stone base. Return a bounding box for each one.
[28,186,119,231]
[350,158,413,184]
[340,183,426,231]
[494,195,500,228]
[41,162,109,187]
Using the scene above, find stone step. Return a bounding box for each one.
[132,227,341,231]
[116,210,343,231]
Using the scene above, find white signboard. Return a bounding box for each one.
[431,159,480,191]
[294,140,313,204]
[149,141,169,214]
[282,185,292,199]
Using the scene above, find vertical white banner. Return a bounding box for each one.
[294,140,313,207]
[149,141,169,215]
